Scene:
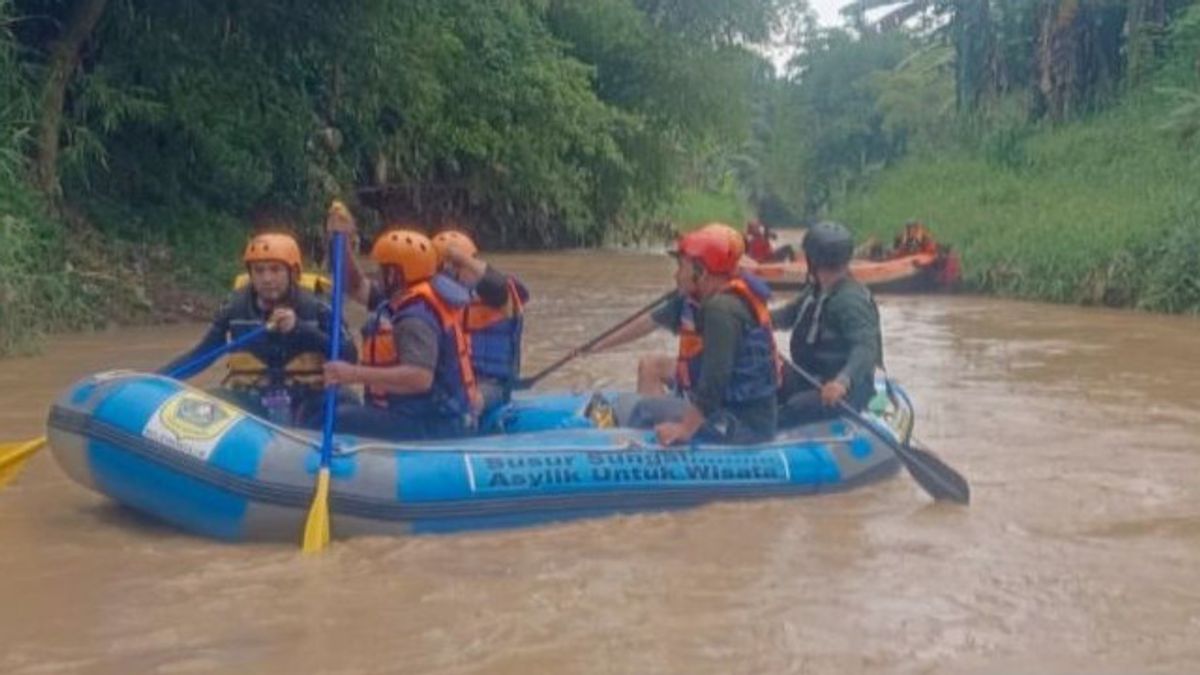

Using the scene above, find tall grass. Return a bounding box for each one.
[0,1,109,353]
[836,91,1200,313]
[669,181,751,230]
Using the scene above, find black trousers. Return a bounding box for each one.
[776,368,868,429]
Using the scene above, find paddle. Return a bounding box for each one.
[515,289,675,390]
[0,323,273,489]
[301,221,348,552]
[781,357,970,505]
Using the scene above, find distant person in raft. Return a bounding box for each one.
[159,232,357,428]
[321,207,483,441]
[583,223,781,445]
[431,228,530,414]
[771,222,883,427]
[892,219,938,256]
[744,219,796,263]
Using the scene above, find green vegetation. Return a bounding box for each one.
[0,0,95,353]
[747,0,1200,313]
[669,181,752,231]
[837,92,1200,311]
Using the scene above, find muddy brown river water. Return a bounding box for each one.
[2,251,1199,674]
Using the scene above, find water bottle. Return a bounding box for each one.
[868,372,890,416]
[262,388,292,426]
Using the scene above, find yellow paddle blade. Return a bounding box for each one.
[301,467,332,553]
[0,437,47,488]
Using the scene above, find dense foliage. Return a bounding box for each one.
[8,0,804,248]
[0,0,802,351]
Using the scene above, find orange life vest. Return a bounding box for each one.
[360,281,480,418]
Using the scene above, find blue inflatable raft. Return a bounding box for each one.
[46,371,909,541]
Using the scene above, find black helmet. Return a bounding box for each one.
[803,221,854,269]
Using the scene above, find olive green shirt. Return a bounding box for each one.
[650,290,778,437]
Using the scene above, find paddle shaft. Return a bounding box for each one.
[166,323,270,378]
[318,232,347,467]
[0,321,277,487]
[517,289,674,389]
[300,227,348,552]
[781,356,969,504]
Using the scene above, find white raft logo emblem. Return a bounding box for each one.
[143,392,243,461]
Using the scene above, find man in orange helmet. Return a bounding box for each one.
[583,223,780,445]
[161,232,357,427]
[431,229,530,413]
[322,210,481,440]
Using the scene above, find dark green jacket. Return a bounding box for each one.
[770,277,881,410]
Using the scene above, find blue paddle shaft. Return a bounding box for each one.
[167,324,270,379]
[319,232,347,467]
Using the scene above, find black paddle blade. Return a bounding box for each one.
[893,441,970,505]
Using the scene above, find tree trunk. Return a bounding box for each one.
[1125,0,1167,86]
[1032,0,1082,121]
[953,0,993,112]
[34,0,109,203]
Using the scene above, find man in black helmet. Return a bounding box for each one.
[770,222,883,427]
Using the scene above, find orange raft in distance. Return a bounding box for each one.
[742,249,962,293]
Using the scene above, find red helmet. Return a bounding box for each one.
[673,224,741,275]
[699,222,746,260]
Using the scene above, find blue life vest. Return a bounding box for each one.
[465,277,528,385]
[676,275,780,404]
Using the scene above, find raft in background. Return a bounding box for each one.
[744,250,962,293]
[46,372,908,541]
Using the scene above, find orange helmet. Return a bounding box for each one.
[674,224,741,276]
[243,233,301,274]
[431,230,478,261]
[370,229,438,283]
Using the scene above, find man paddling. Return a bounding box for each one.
[321,210,482,440]
[772,221,883,426]
[583,224,780,445]
[160,232,357,428]
[584,223,746,397]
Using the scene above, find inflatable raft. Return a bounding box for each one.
[744,250,961,292]
[46,372,909,541]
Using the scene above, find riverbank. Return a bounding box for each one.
[0,187,223,355]
[834,90,1200,314]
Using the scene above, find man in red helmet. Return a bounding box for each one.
[585,224,780,445]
